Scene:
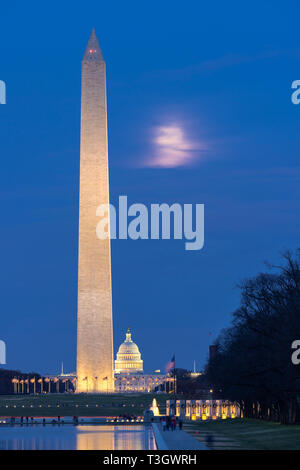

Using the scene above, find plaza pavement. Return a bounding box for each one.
[184,423,241,450]
[152,423,207,450]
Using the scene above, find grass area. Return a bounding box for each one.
[184,418,300,450]
[0,393,167,417]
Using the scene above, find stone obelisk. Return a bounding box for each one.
[76,29,114,393]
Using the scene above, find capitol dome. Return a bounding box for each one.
[114,328,143,374]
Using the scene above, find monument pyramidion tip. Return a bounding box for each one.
[83,28,104,62]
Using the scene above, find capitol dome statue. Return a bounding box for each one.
[114,328,143,374]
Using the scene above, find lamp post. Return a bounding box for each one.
[53,377,59,393]
[30,377,36,395]
[172,356,177,416]
[44,378,50,394]
[103,376,108,393]
[72,377,76,393]
[82,376,88,393]
[12,378,18,394]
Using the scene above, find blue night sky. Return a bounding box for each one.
[0,1,299,375]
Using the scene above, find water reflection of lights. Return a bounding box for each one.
[0,424,156,450]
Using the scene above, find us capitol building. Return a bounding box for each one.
[114,328,166,392]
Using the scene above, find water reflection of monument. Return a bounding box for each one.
[76,425,156,450]
[76,426,114,450]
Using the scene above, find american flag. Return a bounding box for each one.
[165,354,175,373]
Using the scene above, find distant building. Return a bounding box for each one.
[114,328,165,392]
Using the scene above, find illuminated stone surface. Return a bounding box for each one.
[114,328,144,374]
[76,29,114,392]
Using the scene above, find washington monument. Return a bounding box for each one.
[76,29,114,393]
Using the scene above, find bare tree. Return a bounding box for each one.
[206,250,300,424]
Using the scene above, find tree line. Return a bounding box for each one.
[205,250,300,424]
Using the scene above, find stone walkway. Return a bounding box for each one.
[184,424,241,450]
[152,423,207,450]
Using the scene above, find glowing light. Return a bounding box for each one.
[145,124,207,168]
[150,398,160,416]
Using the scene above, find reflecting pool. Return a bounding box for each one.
[0,424,156,450]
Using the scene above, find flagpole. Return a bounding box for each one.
[173,353,176,414]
